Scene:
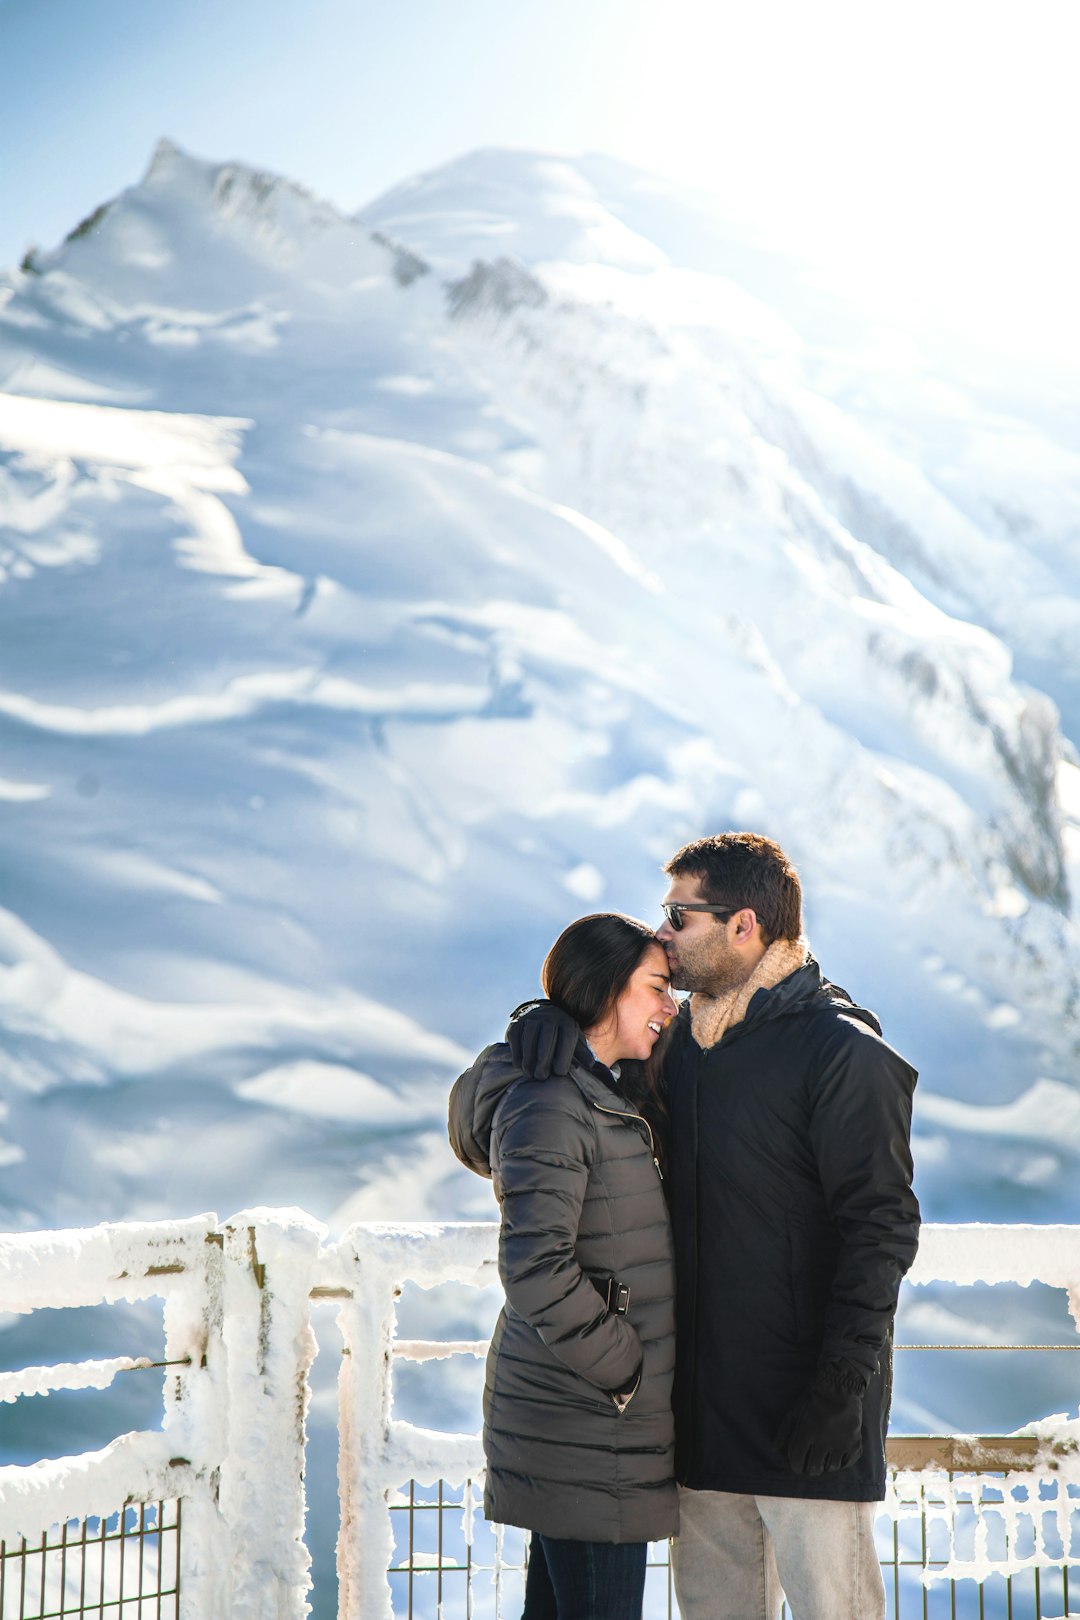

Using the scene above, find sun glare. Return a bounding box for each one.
[595,0,1080,360]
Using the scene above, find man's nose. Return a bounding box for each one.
[656,920,674,943]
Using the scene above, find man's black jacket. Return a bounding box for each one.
[662,958,920,1500]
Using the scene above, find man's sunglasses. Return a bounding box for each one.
[661,902,740,932]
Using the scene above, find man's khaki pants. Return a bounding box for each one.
[671,1486,885,1620]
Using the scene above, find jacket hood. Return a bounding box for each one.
[448,1036,638,1177]
[733,956,884,1039]
[448,1042,519,1178]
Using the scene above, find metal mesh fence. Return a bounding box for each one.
[0,1501,180,1620]
[885,1473,1080,1620]
[386,1478,1080,1620]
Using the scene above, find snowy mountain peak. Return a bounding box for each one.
[360,145,669,275]
[7,139,411,357]
[142,135,186,182]
[0,139,1079,1246]
[24,138,378,297]
[139,139,351,257]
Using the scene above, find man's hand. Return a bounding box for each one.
[772,1360,866,1475]
[506,1000,578,1079]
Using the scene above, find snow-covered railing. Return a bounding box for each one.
[3,1217,1080,1618]
[0,1207,324,1620]
[325,1222,499,1620]
[324,1221,1080,1616]
[889,1225,1080,1589]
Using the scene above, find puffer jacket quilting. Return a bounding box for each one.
[449,1041,679,1543]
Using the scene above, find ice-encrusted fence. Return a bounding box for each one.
[888,1226,1080,1598]
[2,1217,1080,1619]
[0,1208,322,1620]
[326,1222,497,1619]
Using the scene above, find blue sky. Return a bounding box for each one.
[2,0,1079,357]
[0,0,646,267]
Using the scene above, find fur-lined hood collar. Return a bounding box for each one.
[687,944,883,1050]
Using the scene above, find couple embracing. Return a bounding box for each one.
[449,832,920,1620]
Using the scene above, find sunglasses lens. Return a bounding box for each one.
[664,905,683,931]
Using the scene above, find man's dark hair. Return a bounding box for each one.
[542,913,658,1033]
[664,832,802,945]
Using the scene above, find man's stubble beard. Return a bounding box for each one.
[666,931,752,997]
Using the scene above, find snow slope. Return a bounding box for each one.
[2,142,1080,1590]
[2,132,1079,1221]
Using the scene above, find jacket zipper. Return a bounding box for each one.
[591,1100,664,1181]
[590,1098,658,1418]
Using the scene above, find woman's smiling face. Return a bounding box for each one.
[587,942,677,1066]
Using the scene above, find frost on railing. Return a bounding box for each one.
[3,1217,1080,1618]
[0,1206,324,1620]
[325,1222,500,1620]
[0,1215,215,1557]
[332,1222,1080,1614]
[897,1224,1080,1587]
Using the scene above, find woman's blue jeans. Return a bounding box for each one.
[522,1534,647,1620]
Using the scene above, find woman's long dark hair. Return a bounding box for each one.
[541,912,657,1034]
[541,912,673,1175]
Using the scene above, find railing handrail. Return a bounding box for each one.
[3,1214,1080,1617]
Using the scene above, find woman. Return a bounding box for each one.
[448,912,679,1620]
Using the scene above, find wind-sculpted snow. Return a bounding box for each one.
[1,144,1080,1528]
[439,253,1073,900]
[0,393,247,482]
[0,669,497,735]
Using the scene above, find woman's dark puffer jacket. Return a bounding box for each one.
[448,1041,679,1544]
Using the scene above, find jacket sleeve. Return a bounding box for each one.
[447,1047,499,1178]
[492,1078,643,1393]
[807,1022,921,1382]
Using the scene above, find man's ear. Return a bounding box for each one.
[732,907,759,943]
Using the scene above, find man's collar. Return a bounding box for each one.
[689,935,810,1050]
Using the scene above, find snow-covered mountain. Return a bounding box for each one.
[3,140,1080,1502]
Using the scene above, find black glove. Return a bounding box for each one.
[505,1000,579,1079]
[772,1360,867,1476]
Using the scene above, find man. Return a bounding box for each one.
[510,832,920,1620]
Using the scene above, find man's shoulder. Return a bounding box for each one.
[803,997,918,1099]
[789,968,884,1040]
[773,968,914,1079]
[806,994,883,1039]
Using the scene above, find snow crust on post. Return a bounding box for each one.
[333,1222,498,1620]
[215,1206,326,1620]
[0,1207,326,1620]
